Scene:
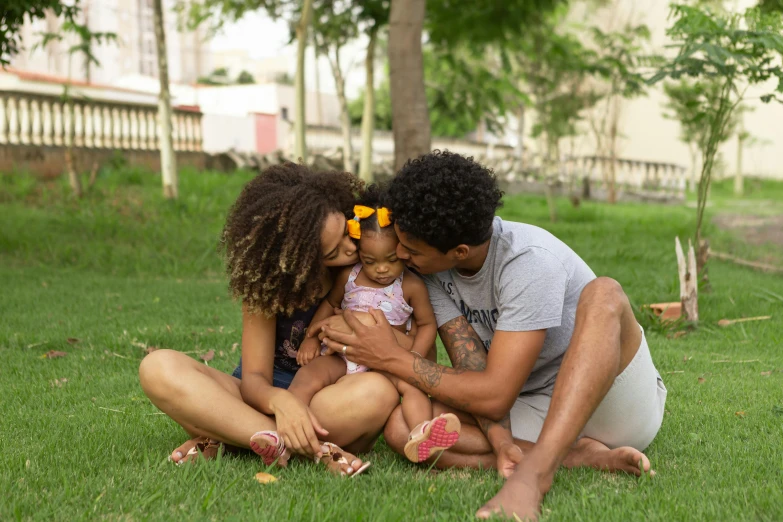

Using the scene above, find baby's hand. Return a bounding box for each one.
[297,337,321,366]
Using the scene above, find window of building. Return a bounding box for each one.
[281,107,289,121]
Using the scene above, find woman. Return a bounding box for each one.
[139,163,400,475]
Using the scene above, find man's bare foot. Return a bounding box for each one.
[476,467,552,521]
[564,437,654,476]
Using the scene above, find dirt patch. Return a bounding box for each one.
[713,213,783,248]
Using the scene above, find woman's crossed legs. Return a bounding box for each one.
[139,349,398,470]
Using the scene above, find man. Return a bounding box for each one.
[321,151,667,520]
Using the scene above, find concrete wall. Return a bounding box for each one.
[0,145,205,178]
[201,113,256,153]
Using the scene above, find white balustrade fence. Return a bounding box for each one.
[0,90,202,152]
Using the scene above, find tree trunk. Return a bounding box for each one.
[388,0,430,171]
[153,0,178,199]
[688,143,698,193]
[294,0,314,163]
[64,122,82,199]
[698,238,711,292]
[607,99,618,204]
[326,47,352,173]
[314,45,323,126]
[359,27,378,182]
[63,53,82,198]
[515,105,525,161]
[734,122,744,196]
[544,140,557,223]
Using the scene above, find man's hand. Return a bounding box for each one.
[320,309,405,371]
[296,337,321,366]
[495,441,524,479]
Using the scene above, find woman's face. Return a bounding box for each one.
[321,212,359,267]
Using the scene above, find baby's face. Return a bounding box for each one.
[358,232,405,286]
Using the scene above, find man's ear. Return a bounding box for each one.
[452,244,471,261]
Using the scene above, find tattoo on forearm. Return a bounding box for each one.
[440,316,487,372]
[440,316,511,444]
[411,355,464,389]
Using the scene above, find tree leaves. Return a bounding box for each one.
[0,0,80,66]
[651,4,783,244]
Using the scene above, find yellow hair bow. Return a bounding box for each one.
[348,205,392,239]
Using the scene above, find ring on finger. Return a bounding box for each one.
[341,345,347,355]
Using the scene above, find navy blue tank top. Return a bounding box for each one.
[232,302,320,379]
[272,303,320,373]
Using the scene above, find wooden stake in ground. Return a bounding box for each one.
[675,236,698,322]
[153,0,178,199]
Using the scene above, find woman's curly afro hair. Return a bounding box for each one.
[221,163,363,317]
[386,150,503,252]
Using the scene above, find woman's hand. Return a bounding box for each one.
[296,337,321,366]
[320,309,405,371]
[268,391,329,458]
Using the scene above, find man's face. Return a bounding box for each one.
[394,224,459,275]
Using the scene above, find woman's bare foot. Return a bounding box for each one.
[318,442,371,477]
[170,437,207,464]
[563,437,654,476]
[170,436,227,464]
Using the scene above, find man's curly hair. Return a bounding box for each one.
[221,163,363,317]
[386,150,503,252]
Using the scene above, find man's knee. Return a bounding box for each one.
[579,277,629,317]
[382,406,408,454]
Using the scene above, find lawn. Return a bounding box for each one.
[1,168,782,521]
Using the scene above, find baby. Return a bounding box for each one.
[290,186,461,464]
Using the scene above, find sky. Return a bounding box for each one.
[209,11,372,98]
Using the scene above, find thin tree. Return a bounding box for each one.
[357,0,389,181]
[35,14,116,198]
[312,0,357,172]
[294,0,314,162]
[153,0,178,199]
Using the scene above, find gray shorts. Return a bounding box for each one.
[510,327,667,451]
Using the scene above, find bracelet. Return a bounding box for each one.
[410,350,424,358]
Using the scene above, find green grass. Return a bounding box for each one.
[2,168,783,521]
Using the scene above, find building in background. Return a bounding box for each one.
[9,0,211,86]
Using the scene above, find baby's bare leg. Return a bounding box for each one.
[288,355,348,406]
[380,371,433,430]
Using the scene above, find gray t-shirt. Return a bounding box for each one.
[423,217,596,395]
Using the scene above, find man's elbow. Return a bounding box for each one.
[483,396,518,422]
